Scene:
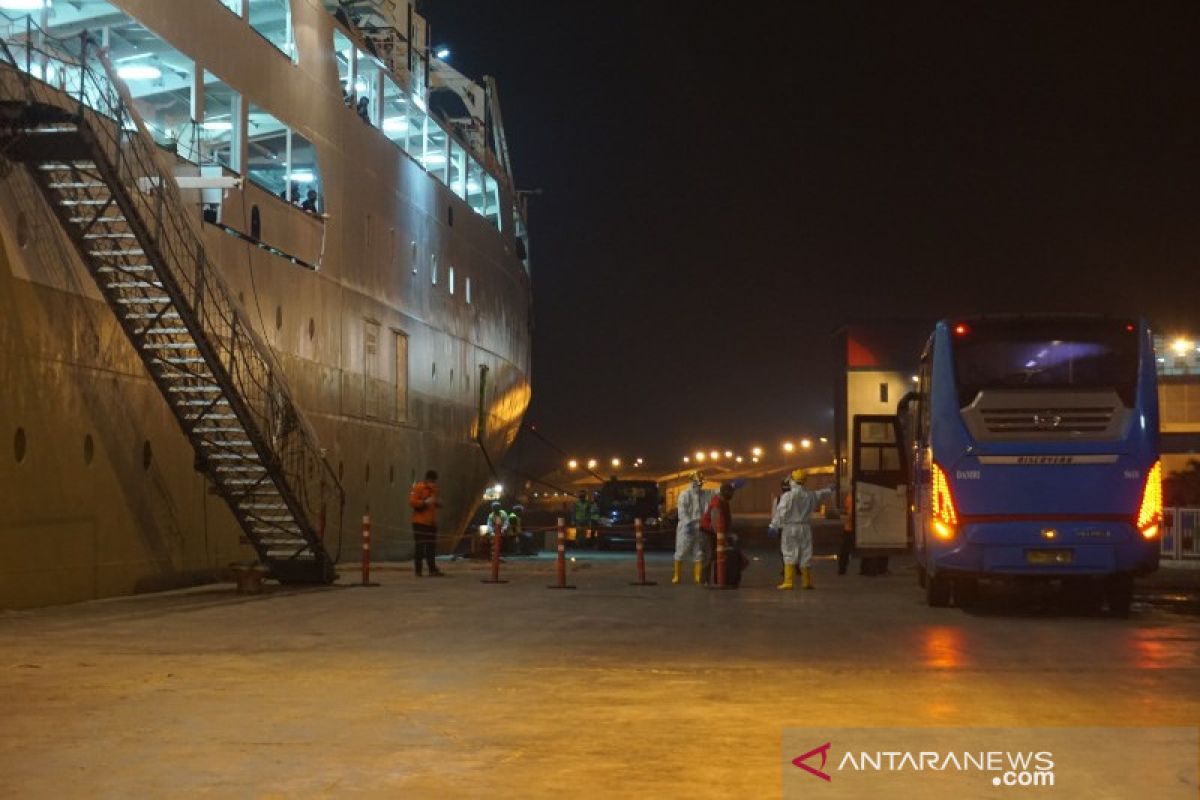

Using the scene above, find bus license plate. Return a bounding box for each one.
[1026,549,1073,565]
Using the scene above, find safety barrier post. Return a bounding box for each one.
[629,518,657,586]
[359,513,379,587]
[548,517,576,589]
[481,520,508,584]
[710,527,733,590]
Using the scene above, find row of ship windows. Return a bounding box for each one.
[0,1,509,231]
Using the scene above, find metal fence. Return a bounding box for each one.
[1162,508,1200,560]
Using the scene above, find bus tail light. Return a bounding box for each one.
[930,462,959,540]
[1136,460,1162,540]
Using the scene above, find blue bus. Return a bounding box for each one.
[902,315,1161,614]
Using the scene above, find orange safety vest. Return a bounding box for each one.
[409,481,438,529]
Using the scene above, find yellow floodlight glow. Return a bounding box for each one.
[723,450,733,459]
[683,456,690,463]
[695,452,706,463]
[782,441,795,453]
[1171,337,1194,357]
[735,456,743,463]
[611,458,621,468]
[586,459,597,470]
[710,450,720,460]
[567,459,578,470]
[800,438,812,449]
[751,446,763,457]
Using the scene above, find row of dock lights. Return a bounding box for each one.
[566,457,645,471]
[679,437,829,465]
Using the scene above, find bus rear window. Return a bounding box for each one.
[951,319,1139,408]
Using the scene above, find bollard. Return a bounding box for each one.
[710,528,733,590]
[548,517,576,589]
[359,513,379,587]
[629,518,657,586]
[481,522,508,584]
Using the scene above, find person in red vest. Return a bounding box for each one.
[409,469,445,577]
[701,482,737,586]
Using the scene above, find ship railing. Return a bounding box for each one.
[0,20,344,556]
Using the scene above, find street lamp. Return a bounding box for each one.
[751,446,763,458]
[800,438,812,450]
[709,450,720,460]
[782,441,795,453]
[695,452,706,463]
[567,459,578,470]
[586,458,597,470]
[611,457,621,468]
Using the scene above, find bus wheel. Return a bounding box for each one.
[925,573,951,607]
[954,577,980,607]
[1105,575,1134,617]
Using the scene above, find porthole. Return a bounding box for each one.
[250,205,261,239]
[142,440,153,471]
[308,318,315,340]
[16,211,29,249]
[13,427,26,463]
[83,434,94,465]
[275,305,283,330]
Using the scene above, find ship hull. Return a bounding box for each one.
[0,0,531,608]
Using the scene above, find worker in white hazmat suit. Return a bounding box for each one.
[673,472,712,584]
[769,468,834,590]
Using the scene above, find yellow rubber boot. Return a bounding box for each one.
[693,561,703,584]
[672,561,682,585]
[801,566,814,590]
[777,564,795,590]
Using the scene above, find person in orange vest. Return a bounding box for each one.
[409,469,445,577]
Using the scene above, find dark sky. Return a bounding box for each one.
[422,1,1200,474]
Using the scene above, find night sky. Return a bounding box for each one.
[423,1,1200,474]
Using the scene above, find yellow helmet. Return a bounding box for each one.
[790,468,807,483]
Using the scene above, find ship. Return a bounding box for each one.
[0,0,532,608]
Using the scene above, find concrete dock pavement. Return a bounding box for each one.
[0,545,1197,798]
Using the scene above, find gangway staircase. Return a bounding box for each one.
[0,24,341,583]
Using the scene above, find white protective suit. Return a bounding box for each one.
[674,484,712,563]
[770,480,834,567]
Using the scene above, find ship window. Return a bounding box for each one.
[355,50,383,126]
[449,141,466,199]
[364,320,382,419]
[218,0,243,15]
[485,176,502,230]
[467,158,486,216]
[394,331,409,423]
[424,125,448,181]
[403,99,428,164]
[381,73,410,146]
[334,29,354,103]
[465,277,472,305]
[431,254,438,285]
[250,206,261,239]
[202,72,240,172]
[248,0,296,61]
[448,266,455,295]
[246,104,322,207]
[447,206,454,227]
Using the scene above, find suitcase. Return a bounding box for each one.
[711,544,745,588]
